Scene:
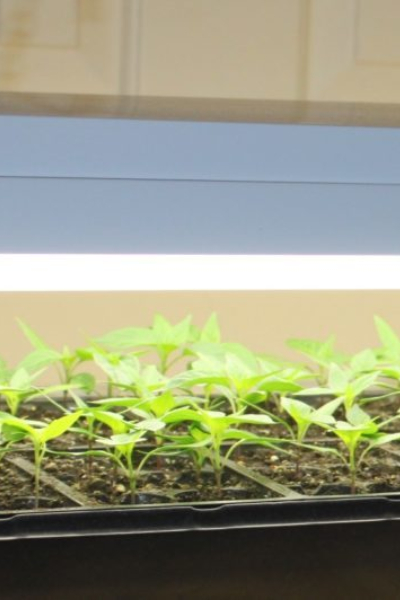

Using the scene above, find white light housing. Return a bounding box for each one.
[0,254,398,292]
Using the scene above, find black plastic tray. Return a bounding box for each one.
[0,504,399,600]
[1,493,400,541]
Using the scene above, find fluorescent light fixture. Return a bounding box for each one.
[0,254,398,292]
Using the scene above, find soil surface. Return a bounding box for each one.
[1,394,400,512]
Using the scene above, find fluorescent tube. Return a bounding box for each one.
[0,254,397,291]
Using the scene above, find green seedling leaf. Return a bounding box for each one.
[18,348,61,373]
[1,422,30,443]
[296,386,333,397]
[95,418,167,503]
[351,372,379,397]
[40,411,82,443]
[75,347,94,361]
[84,408,127,435]
[314,397,343,417]
[97,419,165,447]
[328,364,349,393]
[281,396,341,442]
[30,383,81,400]
[350,349,377,374]
[191,342,259,372]
[165,408,222,424]
[297,365,379,412]
[328,406,378,469]
[199,313,221,343]
[258,377,304,394]
[96,316,194,374]
[366,432,400,449]
[142,392,191,419]
[380,365,400,380]
[346,404,376,429]
[181,371,228,390]
[152,314,192,347]
[9,367,44,390]
[0,409,82,509]
[140,365,166,388]
[69,372,96,393]
[93,352,140,386]
[95,327,154,350]
[374,316,400,360]
[225,354,255,382]
[99,432,146,448]
[17,319,50,351]
[17,320,95,390]
[92,396,144,410]
[0,357,10,384]
[182,342,280,410]
[0,358,10,382]
[224,343,261,371]
[230,413,274,426]
[135,418,166,432]
[287,336,348,367]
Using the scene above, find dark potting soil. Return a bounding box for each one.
[1,440,400,513]
[0,453,275,511]
[238,445,400,496]
[1,394,400,512]
[0,459,76,511]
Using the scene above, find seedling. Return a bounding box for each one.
[17,319,95,395]
[0,411,82,507]
[162,407,277,493]
[95,314,198,374]
[170,342,305,413]
[372,316,400,393]
[281,396,342,443]
[296,363,380,413]
[96,418,166,503]
[92,351,166,398]
[323,405,400,493]
[94,390,191,422]
[0,312,399,511]
[287,335,348,384]
[280,396,343,476]
[374,316,400,362]
[188,313,221,345]
[0,366,75,415]
[67,390,130,478]
[0,357,11,385]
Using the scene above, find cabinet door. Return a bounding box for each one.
[308,0,400,102]
[0,0,125,94]
[134,0,306,99]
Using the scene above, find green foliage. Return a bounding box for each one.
[350,348,377,374]
[287,335,349,383]
[95,314,192,374]
[92,350,166,397]
[0,366,75,415]
[373,316,400,392]
[281,396,342,442]
[17,319,95,393]
[0,411,82,506]
[162,407,277,491]
[0,313,398,506]
[296,363,379,412]
[96,418,166,502]
[322,405,400,493]
[374,316,400,361]
[170,342,305,413]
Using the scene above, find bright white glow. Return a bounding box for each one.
[0,254,398,292]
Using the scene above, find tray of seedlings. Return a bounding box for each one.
[1,313,400,540]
